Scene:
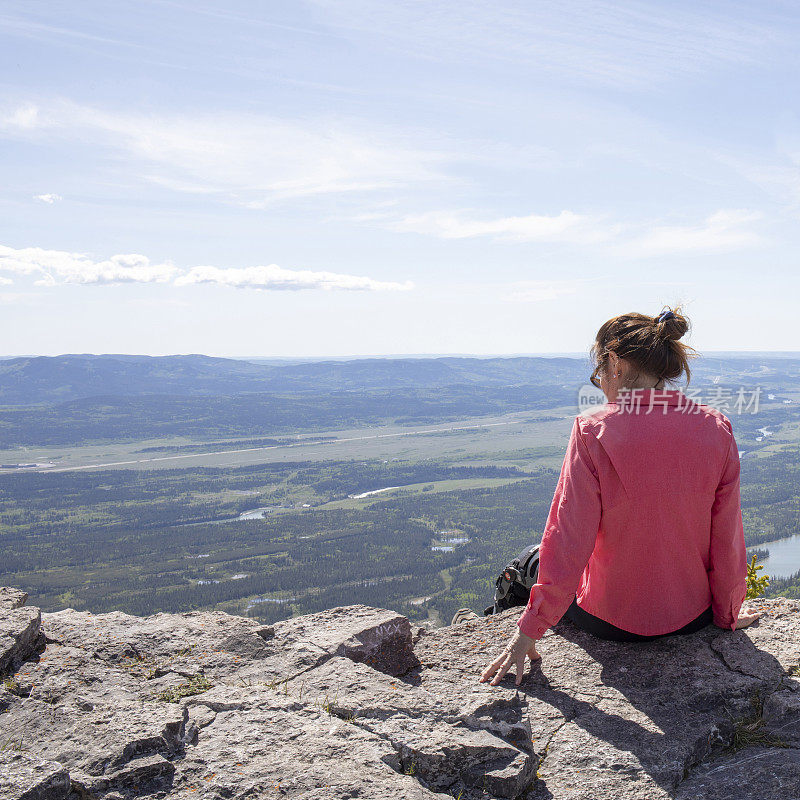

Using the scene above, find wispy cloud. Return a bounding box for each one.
[0,13,146,50]
[34,193,62,204]
[0,275,12,285]
[307,0,783,89]
[366,205,764,257]
[0,243,412,291]
[174,264,413,291]
[388,209,613,244]
[714,147,800,209]
[620,209,763,257]
[0,100,446,204]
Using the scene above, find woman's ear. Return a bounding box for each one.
[608,351,620,377]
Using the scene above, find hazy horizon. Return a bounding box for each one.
[3,349,800,363]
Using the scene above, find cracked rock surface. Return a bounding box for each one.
[1,590,799,799]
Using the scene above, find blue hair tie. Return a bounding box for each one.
[656,310,675,323]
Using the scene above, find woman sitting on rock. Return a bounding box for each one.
[481,307,760,687]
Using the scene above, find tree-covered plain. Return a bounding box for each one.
[1,443,798,626]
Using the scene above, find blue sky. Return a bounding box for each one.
[1,1,798,357]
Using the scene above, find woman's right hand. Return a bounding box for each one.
[735,606,761,629]
[480,630,541,686]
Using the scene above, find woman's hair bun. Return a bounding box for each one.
[655,307,689,342]
[590,305,697,388]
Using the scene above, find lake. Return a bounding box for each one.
[237,507,272,520]
[755,535,800,579]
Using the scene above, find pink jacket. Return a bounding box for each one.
[517,387,748,639]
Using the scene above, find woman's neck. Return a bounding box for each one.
[620,376,663,391]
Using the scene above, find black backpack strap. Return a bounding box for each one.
[516,543,540,588]
[485,544,540,615]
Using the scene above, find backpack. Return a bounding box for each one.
[484,543,540,616]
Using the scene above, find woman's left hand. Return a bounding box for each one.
[480,630,541,686]
[735,606,762,629]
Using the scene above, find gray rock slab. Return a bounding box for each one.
[176,687,450,799]
[674,746,800,800]
[271,604,420,676]
[763,683,800,747]
[416,599,800,799]
[0,606,41,674]
[380,718,535,797]
[0,587,28,611]
[2,695,188,776]
[40,604,418,691]
[41,608,275,680]
[0,750,71,800]
[70,753,176,797]
[2,594,800,799]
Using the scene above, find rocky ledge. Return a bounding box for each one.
[2,587,800,800]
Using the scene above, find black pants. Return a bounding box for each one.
[562,597,714,642]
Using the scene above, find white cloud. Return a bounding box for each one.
[6,103,39,129]
[621,210,763,257]
[0,276,12,285]
[388,209,613,243]
[0,243,413,292]
[174,264,413,292]
[34,193,62,204]
[0,101,445,204]
[0,245,178,285]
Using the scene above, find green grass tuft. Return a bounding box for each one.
[2,677,29,698]
[727,692,789,752]
[155,673,212,703]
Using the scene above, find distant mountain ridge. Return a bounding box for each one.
[0,353,591,406]
[1,352,799,406]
